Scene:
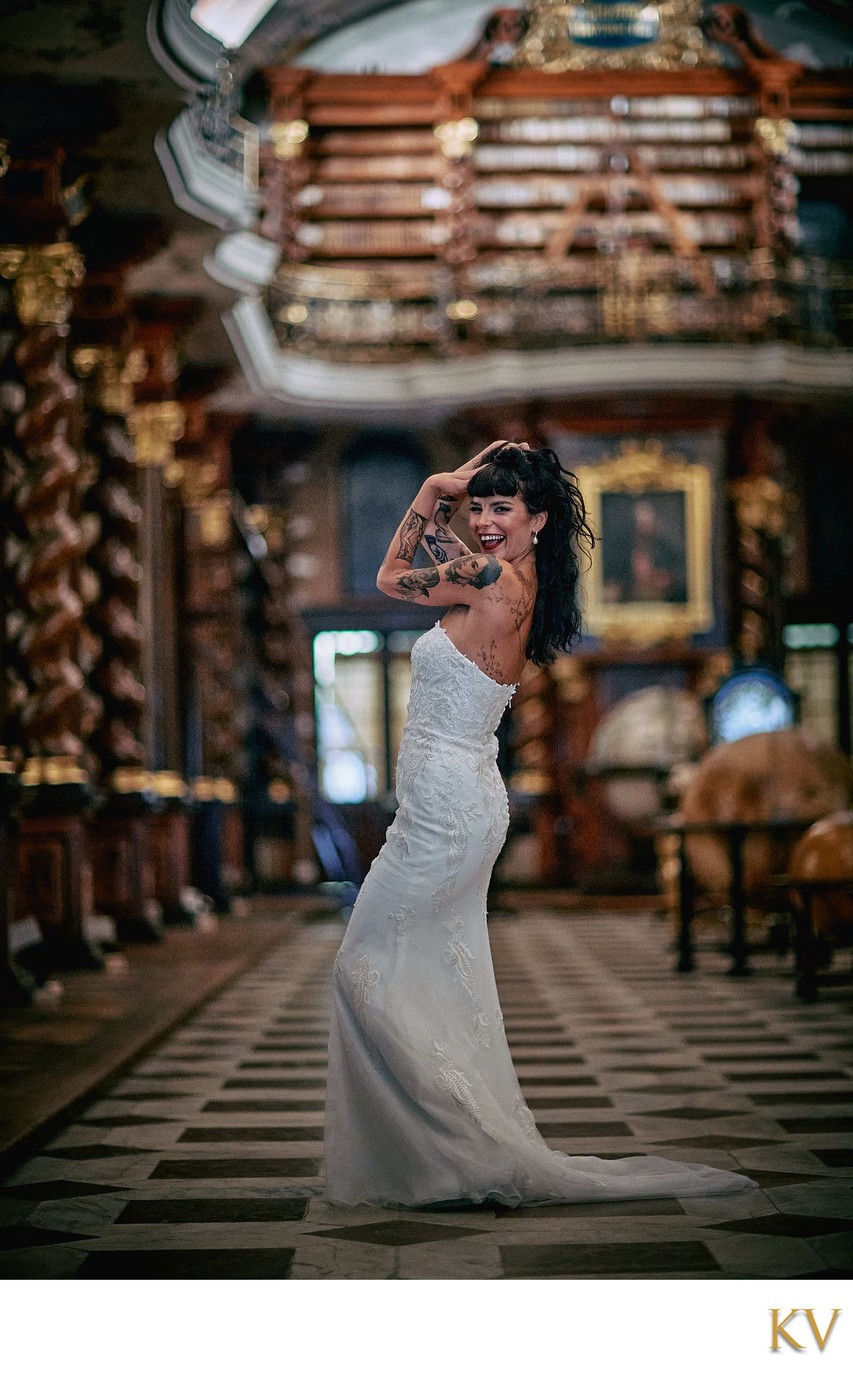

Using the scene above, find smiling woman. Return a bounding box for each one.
[325,439,756,1207]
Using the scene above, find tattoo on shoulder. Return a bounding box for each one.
[396,508,427,562]
[396,567,441,600]
[445,555,503,589]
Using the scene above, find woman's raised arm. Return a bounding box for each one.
[418,490,472,566]
[377,472,506,606]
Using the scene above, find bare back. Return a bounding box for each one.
[439,561,536,687]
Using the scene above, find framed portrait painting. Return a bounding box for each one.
[580,439,713,644]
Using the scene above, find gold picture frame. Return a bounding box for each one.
[579,439,713,645]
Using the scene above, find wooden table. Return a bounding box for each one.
[781,875,853,1001]
[656,816,818,980]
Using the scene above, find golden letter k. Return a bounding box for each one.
[771,1309,804,1351]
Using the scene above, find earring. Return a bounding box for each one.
[532,531,538,545]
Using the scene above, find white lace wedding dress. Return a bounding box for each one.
[325,621,755,1206]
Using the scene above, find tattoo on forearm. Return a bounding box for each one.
[396,508,427,563]
[445,555,503,589]
[425,534,450,564]
[396,567,441,600]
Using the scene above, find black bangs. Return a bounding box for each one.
[466,460,522,499]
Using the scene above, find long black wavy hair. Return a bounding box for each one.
[466,443,595,665]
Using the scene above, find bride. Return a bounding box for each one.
[325,441,755,1207]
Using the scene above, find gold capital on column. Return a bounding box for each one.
[127,401,186,466]
[73,345,148,415]
[729,476,787,538]
[0,242,85,325]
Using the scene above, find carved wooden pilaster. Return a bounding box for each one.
[126,317,197,924]
[0,268,34,1001]
[0,245,87,768]
[549,655,602,884]
[182,412,245,909]
[430,64,486,348]
[0,753,33,1004]
[0,236,103,968]
[507,664,561,882]
[239,504,309,887]
[74,344,163,941]
[259,69,312,258]
[76,348,147,783]
[730,473,787,665]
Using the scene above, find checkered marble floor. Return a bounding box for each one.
[2,910,852,1279]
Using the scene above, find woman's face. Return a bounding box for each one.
[467,492,541,560]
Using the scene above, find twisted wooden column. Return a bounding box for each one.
[729,474,787,666]
[0,274,34,1003]
[241,505,312,887]
[75,347,164,941]
[13,324,87,769]
[0,240,103,969]
[259,69,312,258]
[126,393,199,924]
[183,479,244,911]
[507,664,561,883]
[0,282,31,763]
[77,349,147,784]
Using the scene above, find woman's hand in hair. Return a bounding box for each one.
[422,442,512,502]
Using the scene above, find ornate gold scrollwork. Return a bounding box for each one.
[755,117,795,158]
[195,496,233,548]
[515,0,719,72]
[73,345,148,415]
[127,401,185,467]
[0,242,85,325]
[550,657,592,703]
[192,776,238,803]
[729,475,787,538]
[149,770,187,798]
[20,755,88,787]
[434,117,479,160]
[269,118,309,159]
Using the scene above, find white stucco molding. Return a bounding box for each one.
[205,232,281,291]
[155,109,258,230]
[224,296,853,414]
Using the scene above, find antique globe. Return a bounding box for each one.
[788,810,853,941]
[587,686,708,825]
[679,729,852,895]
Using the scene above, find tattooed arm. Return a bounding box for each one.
[378,491,505,606]
[419,492,472,566]
[377,445,513,603]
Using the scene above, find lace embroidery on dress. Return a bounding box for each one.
[390,904,416,936]
[432,775,470,915]
[432,1041,483,1126]
[513,1098,540,1144]
[350,954,380,1019]
[441,905,491,1046]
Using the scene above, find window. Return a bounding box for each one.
[341,435,428,596]
[783,623,852,750]
[314,629,421,803]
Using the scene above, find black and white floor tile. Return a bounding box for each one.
[2,912,852,1279]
